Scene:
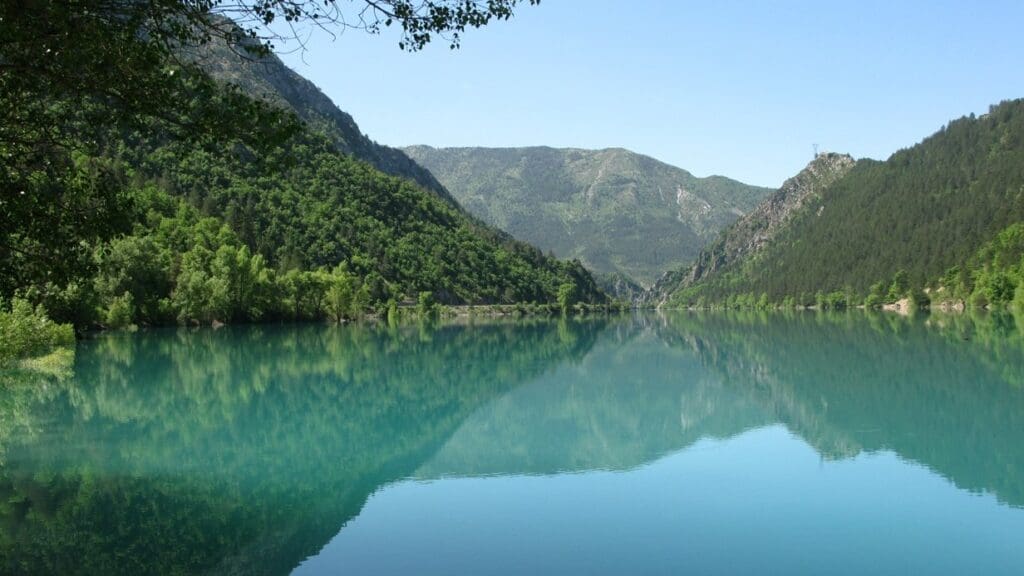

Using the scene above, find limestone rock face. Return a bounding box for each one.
[645,153,856,304]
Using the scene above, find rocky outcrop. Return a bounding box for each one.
[595,272,645,302]
[688,152,856,284]
[645,153,856,304]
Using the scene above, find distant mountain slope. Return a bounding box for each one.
[648,153,855,303]
[403,146,772,285]
[594,271,646,302]
[662,99,1024,306]
[188,34,453,203]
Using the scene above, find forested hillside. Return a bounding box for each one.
[404,146,772,284]
[187,27,454,202]
[8,130,603,330]
[663,99,1024,308]
[648,153,855,304]
[1,8,605,333]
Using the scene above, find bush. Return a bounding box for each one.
[0,298,76,365]
[908,289,931,309]
[1013,282,1024,312]
[864,292,884,308]
[822,291,849,310]
[105,292,136,329]
[985,272,1016,306]
[417,291,437,316]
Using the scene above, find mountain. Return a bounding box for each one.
[647,152,856,304]
[659,99,1024,307]
[12,32,610,328]
[185,27,453,203]
[402,146,772,285]
[594,271,646,302]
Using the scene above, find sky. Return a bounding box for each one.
[276,0,1024,187]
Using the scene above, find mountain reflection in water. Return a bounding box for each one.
[1,312,1023,575]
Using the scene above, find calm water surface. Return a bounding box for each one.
[2,312,1024,574]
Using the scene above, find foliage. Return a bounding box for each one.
[325,268,356,322]
[667,100,1024,308]
[653,153,855,303]
[2,0,566,327]
[104,293,137,330]
[7,157,597,330]
[954,222,1024,309]
[3,102,606,332]
[0,3,300,292]
[0,299,75,365]
[417,291,438,316]
[557,282,578,315]
[887,270,910,301]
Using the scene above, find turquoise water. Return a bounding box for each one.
[2,312,1024,574]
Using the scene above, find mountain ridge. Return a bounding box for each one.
[659,98,1024,307]
[185,31,455,203]
[647,152,856,304]
[403,145,772,285]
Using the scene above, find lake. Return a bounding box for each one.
[1,312,1023,575]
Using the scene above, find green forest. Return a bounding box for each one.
[3,133,605,337]
[0,1,604,355]
[666,99,1024,310]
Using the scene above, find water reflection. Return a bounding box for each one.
[657,311,1024,506]
[0,319,604,575]
[0,312,1023,574]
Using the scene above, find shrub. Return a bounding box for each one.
[417,291,436,316]
[105,292,136,329]
[0,299,76,365]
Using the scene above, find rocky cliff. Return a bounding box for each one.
[646,153,856,303]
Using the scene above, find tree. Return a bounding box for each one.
[887,270,910,302]
[0,298,75,365]
[351,284,372,318]
[757,292,770,309]
[417,291,437,316]
[1,155,138,300]
[94,235,173,324]
[105,293,137,330]
[1,0,540,301]
[2,0,543,156]
[557,282,577,315]
[325,270,355,322]
[1013,282,1024,312]
[864,281,886,308]
[983,271,1016,306]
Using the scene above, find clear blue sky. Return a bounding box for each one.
[278,0,1024,187]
